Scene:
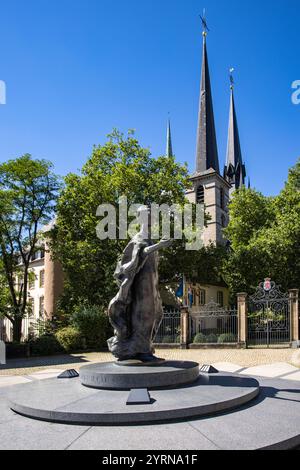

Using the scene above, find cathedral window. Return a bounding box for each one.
[196,185,205,204]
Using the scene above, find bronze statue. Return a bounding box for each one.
[107,208,172,362]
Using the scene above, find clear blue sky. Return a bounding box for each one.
[0,0,299,196]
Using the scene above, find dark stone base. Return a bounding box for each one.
[9,373,260,426]
[79,360,200,390]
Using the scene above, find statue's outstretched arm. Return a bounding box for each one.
[144,239,173,256]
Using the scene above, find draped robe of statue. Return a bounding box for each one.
[108,231,170,361]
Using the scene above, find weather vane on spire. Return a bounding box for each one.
[199,8,209,36]
[229,68,235,89]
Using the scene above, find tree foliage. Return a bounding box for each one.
[223,159,300,296]
[0,155,60,341]
[51,130,191,311]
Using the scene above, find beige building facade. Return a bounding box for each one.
[0,244,64,342]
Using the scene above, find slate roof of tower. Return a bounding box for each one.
[195,34,220,175]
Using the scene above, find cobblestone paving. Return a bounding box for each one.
[0,348,299,376]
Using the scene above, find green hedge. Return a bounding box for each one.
[70,304,109,349]
[218,333,237,343]
[55,327,85,353]
[159,335,181,344]
[206,333,218,343]
[193,333,236,344]
[193,333,207,344]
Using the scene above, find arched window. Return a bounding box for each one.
[196,185,205,204]
[220,187,225,210]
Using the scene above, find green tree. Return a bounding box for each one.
[160,241,227,286]
[223,160,300,296]
[253,159,300,291]
[51,130,191,312]
[0,155,60,342]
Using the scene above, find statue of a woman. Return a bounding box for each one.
[107,208,172,362]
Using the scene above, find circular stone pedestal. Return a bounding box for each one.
[80,361,199,390]
[9,373,260,426]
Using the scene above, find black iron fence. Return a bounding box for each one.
[189,301,238,345]
[247,280,290,347]
[153,309,181,344]
[154,302,238,346]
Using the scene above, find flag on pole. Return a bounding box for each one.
[175,279,184,298]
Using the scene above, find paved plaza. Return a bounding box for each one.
[1,349,300,450]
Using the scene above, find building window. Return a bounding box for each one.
[217,291,224,307]
[196,185,205,204]
[199,289,206,306]
[220,187,225,210]
[40,270,45,288]
[221,214,226,228]
[39,297,45,317]
[29,274,35,290]
[40,248,45,259]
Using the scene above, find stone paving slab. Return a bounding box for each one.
[0,412,90,450]
[212,363,243,373]
[67,422,220,450]
[0,376,32,388]
[240,362,299,379]
[281,371,300,381]
[27,369,65,381]
[0,395,20,424]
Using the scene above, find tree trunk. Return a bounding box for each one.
[12,317,23,343]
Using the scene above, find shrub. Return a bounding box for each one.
[55,327,85,352]
[193,332,207,344]
[70,304,109,349]
[218,333,236,344]
[29,335,63,356]
[205,333,218,343]
[30,319,57,337]
[160,336,181,344]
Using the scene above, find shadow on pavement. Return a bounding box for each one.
[0,354,91,371]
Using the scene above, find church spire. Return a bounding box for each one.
[224,69,246,190]
[166,117,173,157]
[195,14,220,174]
